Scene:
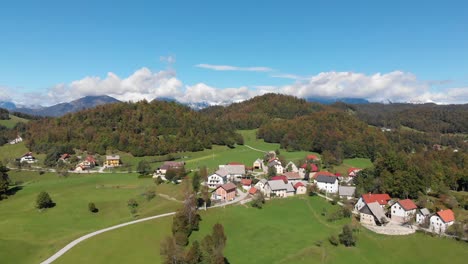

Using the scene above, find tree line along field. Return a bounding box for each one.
[54,196,468,264]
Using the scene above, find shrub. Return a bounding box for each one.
[127,198,139,214]
[339,224,356,247]
[36,191,54,209]
[143,190,156,201]
[154,177,164,185]
[328,235,339,246]
[88,202,98,213]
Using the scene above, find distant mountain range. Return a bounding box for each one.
[2,95,121,117]
[0,95,369,117]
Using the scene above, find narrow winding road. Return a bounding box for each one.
[40,189,248,264]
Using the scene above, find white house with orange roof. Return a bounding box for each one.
[391,199,418,223]
[430,209,455,233]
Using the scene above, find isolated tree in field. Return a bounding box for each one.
[339,224,356,247]
[127,198,138,215]
[0,162,10,200]
[192,171,201,192]
[185,240,202,264]
[160,236,184,264]
[88,202,98,213]
[36,191,54,209]
[199,166,208,181]
[251,192,265,209]
[136,160,151,175]
[172,192,200,246]
[201,223,227,264]
[165,169,178,182]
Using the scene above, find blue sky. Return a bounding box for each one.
[0,0,467,105]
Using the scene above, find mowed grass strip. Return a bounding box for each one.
[52,196,468,264]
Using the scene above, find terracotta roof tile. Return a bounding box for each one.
[293,182,305,189]
[397,199,417,211]
[241,179,252,186]
[362,193,391,205]
[437,209,455,223]
[248,187,258,195]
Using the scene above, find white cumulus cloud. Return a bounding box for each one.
[195,64,273,72]
[278,71,432,102]
[179,83,258,105]
[44,67,183,105]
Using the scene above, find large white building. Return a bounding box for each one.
[264,180,295,198]
[315,175,338,194]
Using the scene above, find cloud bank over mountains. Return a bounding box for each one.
[2,66,467,107]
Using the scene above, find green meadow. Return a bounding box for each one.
[0,171,180,264]
[0,114,29,129]
[55,196,468,264]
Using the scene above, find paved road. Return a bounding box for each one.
[40,188,248,264]
[40,212,176,264]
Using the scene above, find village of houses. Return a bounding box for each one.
[17,148,457,237]
[155,151,457,237]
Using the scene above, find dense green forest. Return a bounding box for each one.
[346,103,468,133]
[258,111,388,162]
[200,93,326,129]
[25,100,242,156]
[354,150,468,198]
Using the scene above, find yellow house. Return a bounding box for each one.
[105,155,121,167]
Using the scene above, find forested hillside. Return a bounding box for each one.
[258,111,388,162]
[200,93,326,129]
[348,103,468,133]
[25,100,242,156]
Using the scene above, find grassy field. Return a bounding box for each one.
[331,158,374,175]
[109,129,315,174]
[0,114,29,129]
[0,171,180,264]
[55,196,468,264]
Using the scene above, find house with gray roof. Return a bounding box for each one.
[315,175,338,193]
[219,164,246,182]
[416,208,430,225]
[264,180,295,198]
[338,186,356,200]
[359,201,388,226]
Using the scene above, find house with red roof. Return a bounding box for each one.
[241,179,252,190]
[293,182,307,195]
[300,163,319,172]
[354,193,392,211]
[58,153,71,163]
[306,154,320,161]
[248,187,258,195]
[391,199,418,223]
[212,183,237,202]
[270,175,288,183]
[283,172,302,183]
[228,162,244,166]
[430,209,455,233]
[347,167,362,177]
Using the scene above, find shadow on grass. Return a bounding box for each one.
[6,185,23,196]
